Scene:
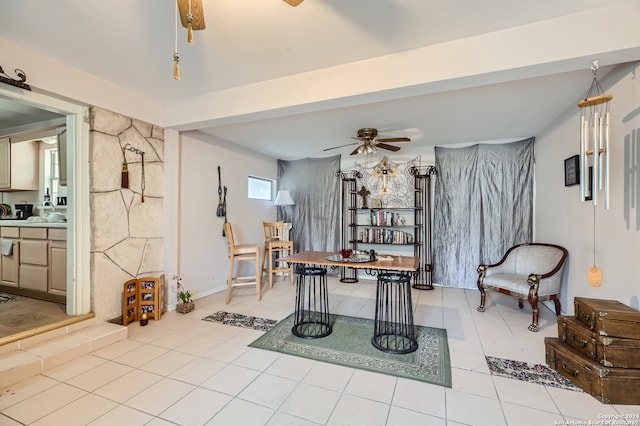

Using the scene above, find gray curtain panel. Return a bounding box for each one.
[433,138,534,288]
[277,156,341,252]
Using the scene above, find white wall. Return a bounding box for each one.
[176,132,277,300]
[535,62,640,313]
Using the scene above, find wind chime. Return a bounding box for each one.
[578,60,613,287]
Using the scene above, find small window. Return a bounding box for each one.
[248,176,273,200]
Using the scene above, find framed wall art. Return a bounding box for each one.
[564,155,580,186]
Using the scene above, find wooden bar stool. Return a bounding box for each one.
[262,221,294,288]
[223,222,261,304]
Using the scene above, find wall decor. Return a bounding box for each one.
[564,155,580,186]
[372,198,383,209]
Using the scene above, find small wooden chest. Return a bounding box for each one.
[574,297,640,340]
[557,316,640,368]
[545,337,640,405]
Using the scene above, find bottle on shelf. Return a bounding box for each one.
[43,187,51,206]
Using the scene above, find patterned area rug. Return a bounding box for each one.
[202,311,277,332]
[249,313,452,387]
[486,355,583,392]
[0,293,17,304]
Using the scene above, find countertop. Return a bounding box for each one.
[0,220,67,228]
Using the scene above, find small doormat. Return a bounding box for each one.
[249,313,452,387]
[202,311,277,332]
[0,293,17,304]
[486,355,583,392]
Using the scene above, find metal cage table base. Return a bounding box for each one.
[372,272,418,354]
[291,266,332,339]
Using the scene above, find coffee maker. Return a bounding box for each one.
[14,203,34,219]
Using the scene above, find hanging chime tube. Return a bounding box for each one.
[604,111,610,209]
[580,114,586,201]
[591,112,600,206]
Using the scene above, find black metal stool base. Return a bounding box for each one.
[373,272,418,354]
[292,266,332,339]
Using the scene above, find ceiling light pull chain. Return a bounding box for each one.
[173,1,180,80]
[187,0,194,44]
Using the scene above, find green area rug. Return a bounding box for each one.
[249,313,452,388]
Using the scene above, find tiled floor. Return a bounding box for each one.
[1,275,638,425]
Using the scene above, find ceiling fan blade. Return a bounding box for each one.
[376,137,411,143]
[177,0,206,30]
[323,142,358,152]
[376,143,402,152]
[350,147,361,155]
[283,0,304,6]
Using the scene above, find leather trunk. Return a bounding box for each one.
[557,316,640,368]
[545,337,640,404]
[574,297,640,340]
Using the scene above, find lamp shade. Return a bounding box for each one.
[274,190,295,206]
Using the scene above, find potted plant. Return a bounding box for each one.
[173,275,195,313]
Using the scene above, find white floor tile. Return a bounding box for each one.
[386,406,446,426]
[205,397,274,426]
[392,378,446,419]
[302,362,354,392]
[328,393,389,426]
[1,383,86,424]
[124,377,195,416]
[279,383,341,424]
[93,369,163,403]
[87,405,153,425]
[445,389,506,426]
[200,364,260,396]
[159,387,232,425]
[344,369,397,404]
[237,372,297,409]
[30,393,117,426]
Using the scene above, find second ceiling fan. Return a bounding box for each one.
[324,128,411,155]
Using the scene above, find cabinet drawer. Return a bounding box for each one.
[20,227,47,239]
[20,240,48,266]
[48,228,67,241]
[1,227,20,238]
[19,264,47,292]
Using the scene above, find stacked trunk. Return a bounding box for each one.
[545,297,640,404]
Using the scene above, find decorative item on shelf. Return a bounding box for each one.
[357,186,370,208]
[174,275,195,313]
[370,156,400,195]
[372,198,382,209]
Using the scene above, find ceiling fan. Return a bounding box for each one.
[323,128,411,155]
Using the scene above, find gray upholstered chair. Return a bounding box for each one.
[476,243,568,332]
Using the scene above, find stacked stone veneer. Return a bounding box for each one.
[90,107,164,321]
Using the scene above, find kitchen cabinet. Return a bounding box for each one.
[48,228,67,295]
[1,227,20,287]
[0,138,39,191]
[19,227,48,292]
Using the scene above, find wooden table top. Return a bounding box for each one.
[280,251,419,272]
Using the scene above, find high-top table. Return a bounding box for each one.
[280,251,420,352]
[279,251,419,273]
